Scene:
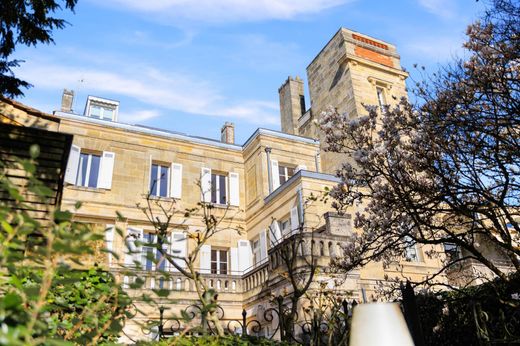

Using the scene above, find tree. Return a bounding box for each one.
[319,0,520,291]
[0,144,131,345]
[0,0,77,97]
[134,180,243,337]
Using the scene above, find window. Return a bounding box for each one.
[150,163,170,197]
[211,173,227,204]
[278,165,295,185]
[142,233,156,271]
[252,239,261,265]
[279,219,290,236]
[85,96,119,121]
[211,249,228,274]
[376,87,387,110]
[65,146,115,189]
[76,152,101,188]
[444,243,462,262]
[404,236,420,262]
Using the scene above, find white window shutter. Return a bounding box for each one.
[97,151,115,189]
[270,220,282,246]
[230,247,239,275]
[259,230,267,261]
[125,228,143,267]
[238,240,252,272]
[295,164,307,172]
[147,155,153,194]
[170,163,183,199]
[290,207,299,231]
[105,225,114,266]
[170,232,186,271]
[199,244,211,274]
[271,160,280,190]
[201,167,211,202]
[229,172,239,206]
[64,144,81,184]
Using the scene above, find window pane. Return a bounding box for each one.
[211,250,217,261]
[377,87,386,109]
[220,250,227,262]
[278,165,286,184]
[219,175,226,204]
[143,248,154,270]
[156,251,166,271]
[159,166,169,197]
[90,105,101,118]
[220,262,227,275]
[150,164,158,195]
[77,153,89,186]
[103,108,113,120]
[88,154,100,188]
[211,262,217,274]
[211,174,217,203]
[287,167,295,178]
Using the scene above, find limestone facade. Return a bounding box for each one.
[1,28,462,342]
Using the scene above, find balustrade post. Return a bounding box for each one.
[242,309,247,337]
[158,306,165,340]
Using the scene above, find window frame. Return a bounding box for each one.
[376,86,387,110]
[76,152,101,188]
[444,243,462,263]
[404,236,421,262]
[211,172,228,205]
[210,248,229,274]
[252,238,261,265]
[278,164,295,185]
[150,163,171,198]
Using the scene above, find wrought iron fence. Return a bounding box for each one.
[143,296,358,345]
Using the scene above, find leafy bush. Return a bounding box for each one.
[0,145,132,345]
[416,273,520,346]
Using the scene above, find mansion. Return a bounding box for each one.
[1,28,498,342]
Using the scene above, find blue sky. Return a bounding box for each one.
[13,0,486,144]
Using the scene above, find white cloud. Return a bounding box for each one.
[417,0,456,19]
[16,58,279,125]
[403,34,466,63]
[121,109,162,123]
[95,0,350,23]
[227,34,303,71]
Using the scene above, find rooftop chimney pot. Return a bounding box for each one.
[221,122,235,144]
[61,89,74,112]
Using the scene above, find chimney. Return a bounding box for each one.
[221,122,235,144]
[279,76,305,135]
[61,89,74,112]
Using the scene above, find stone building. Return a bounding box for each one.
[1,28,467,341]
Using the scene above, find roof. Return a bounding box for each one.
[53,111,319,151]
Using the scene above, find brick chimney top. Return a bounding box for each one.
[61,89,74,112]
[221,122,235,144]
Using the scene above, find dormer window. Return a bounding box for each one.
[84,96,119,121]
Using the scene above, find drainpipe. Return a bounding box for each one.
[265,147,273,194]
[315,149,320,173]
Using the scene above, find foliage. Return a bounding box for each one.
[132,181,243,337]
[135,334,292,346]
[0,144,131,345]
[0,0,77,97]
[416,272,520,345]
[319,0,520,291]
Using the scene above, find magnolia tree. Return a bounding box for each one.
[319,0,520,290]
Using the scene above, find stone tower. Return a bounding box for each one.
[279,28,409,173]
[278,76,306,135]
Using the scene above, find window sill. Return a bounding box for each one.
[66,185,107,193]
[147,195,178,202]
[203,202,239,209]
